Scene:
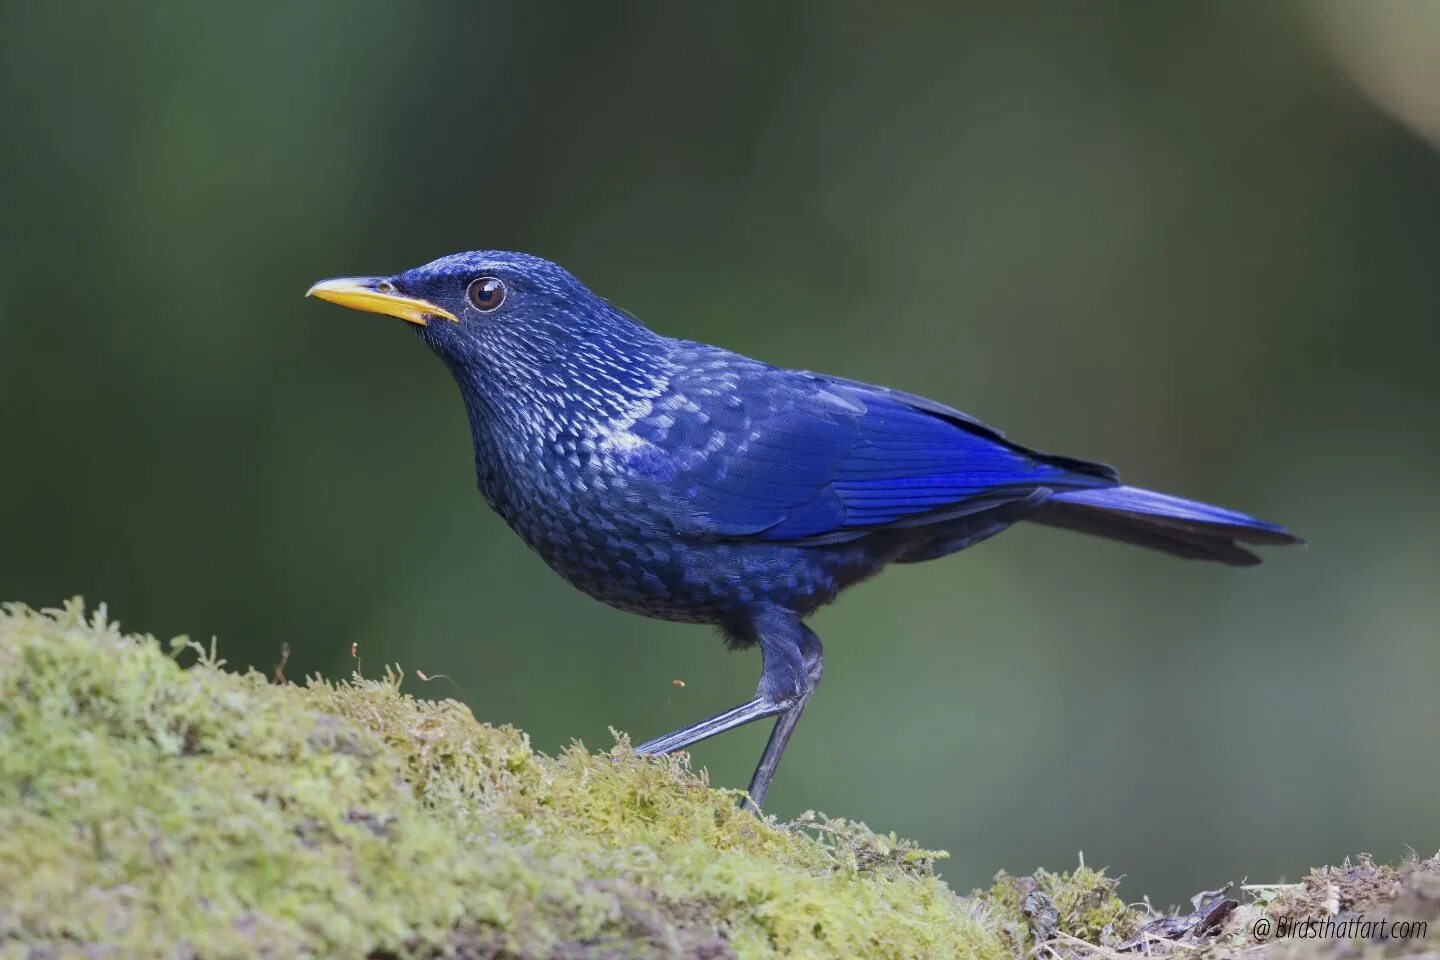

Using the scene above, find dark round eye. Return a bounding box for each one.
[466,276,506,312]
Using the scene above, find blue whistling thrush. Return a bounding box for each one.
[308,251,1299,808]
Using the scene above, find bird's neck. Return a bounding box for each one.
[447,337,678,517]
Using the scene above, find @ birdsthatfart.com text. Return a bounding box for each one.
[1251,915,1427,942]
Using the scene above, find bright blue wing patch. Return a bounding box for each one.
[646,375,1116,544]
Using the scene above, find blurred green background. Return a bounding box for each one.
[3,2,1438,905]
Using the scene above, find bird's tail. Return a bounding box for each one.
[1029,485,1301,567]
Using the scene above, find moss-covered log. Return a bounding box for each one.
[0,601,1434,959]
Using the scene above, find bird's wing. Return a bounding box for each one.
[631,361,1117,545]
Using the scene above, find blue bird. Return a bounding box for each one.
[308,251,1299,808]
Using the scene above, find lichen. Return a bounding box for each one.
[0,600,1008,959]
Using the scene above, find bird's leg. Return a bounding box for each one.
[742,625,823,811]
[632,626,803,756]
[635,610,821,813]
[633,697,786,756]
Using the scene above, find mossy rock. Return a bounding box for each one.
[3,601,1433,959]
[0,601,1019,959]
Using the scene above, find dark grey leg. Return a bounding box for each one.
[743,625,823,811]
[634,697,785,755]
[635,611,823,812]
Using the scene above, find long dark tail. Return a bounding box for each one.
[1030,485,1301,567]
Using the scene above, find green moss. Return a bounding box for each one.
[0,600,1010,959]
[975,864,1141,953]
[7,600,1432,959]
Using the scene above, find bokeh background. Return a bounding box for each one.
[3,2,1438,905]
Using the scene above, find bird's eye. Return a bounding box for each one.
[467,276,506,313]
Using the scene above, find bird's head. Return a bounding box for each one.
[307,250,668,422]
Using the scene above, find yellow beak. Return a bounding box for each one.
[305,277,458,326]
